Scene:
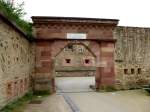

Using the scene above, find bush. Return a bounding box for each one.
[0,0,32,39]
[143,85,150,94]
[100,85,117,92]
[33,90,51,96]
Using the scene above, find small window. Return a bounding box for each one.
[65,44,74,52]
[85,59,90,64]
[20,80,23,91]
[7,84,12,95]
[20,79,23,83]
[16,44,18,48]
[0,43,3,47]
[67,44,73,49]
[65,59,71,63]
[124,69,128,74]
[15,81,17,85]
[138,68,141,74]
[24,78,28,90]
[131,68,134,74]
[16,57,19,61]
[78,48,84,53]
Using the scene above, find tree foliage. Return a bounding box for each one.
[0,0,32,39]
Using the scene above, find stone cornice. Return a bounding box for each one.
[35,38,117,43]
[32,16,119,26]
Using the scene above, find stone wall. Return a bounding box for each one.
[0,16,35,109]
[114,26,150,89]
[55,43,96,77]
[1,13,150,108]
[2,14,150,97]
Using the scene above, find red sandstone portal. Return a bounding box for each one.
[32,16,118,92]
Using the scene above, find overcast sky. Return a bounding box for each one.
[17,0,150,27]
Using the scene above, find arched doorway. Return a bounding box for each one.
[54,43,96,92]
[33,16,117,93]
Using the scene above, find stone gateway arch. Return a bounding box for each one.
[1,10,150,110]
[32,17,118,92]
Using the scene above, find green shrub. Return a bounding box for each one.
[33,90,51,96]
[0,0,32,40]
[101,85,117,92]
[143,85,150,94]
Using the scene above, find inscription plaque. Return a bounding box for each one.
[67,33,87,39]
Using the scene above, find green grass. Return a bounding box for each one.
[33,90,51,96]
[144,87,150,95]
[100,85,117,92]
[1,91,34,112]
[1,90,51,112]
